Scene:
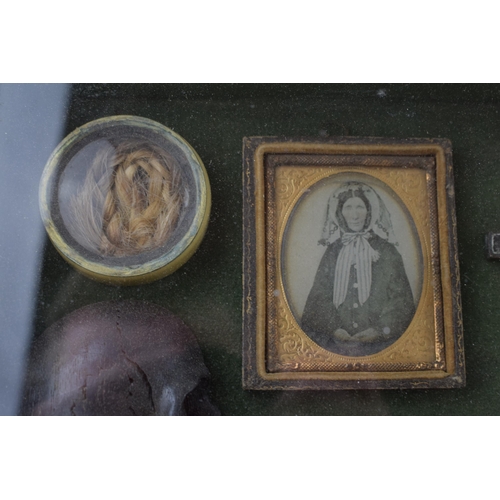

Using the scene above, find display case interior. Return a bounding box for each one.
[1,84,500,415]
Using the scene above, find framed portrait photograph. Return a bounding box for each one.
[242,137,465,390]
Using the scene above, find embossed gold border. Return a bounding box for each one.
[269,166,439,373]
[243,137,464,390]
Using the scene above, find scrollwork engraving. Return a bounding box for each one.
[268,163,441,373]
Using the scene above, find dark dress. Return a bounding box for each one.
[301,233,416,356]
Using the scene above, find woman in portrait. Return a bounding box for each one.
[301,181,416,357]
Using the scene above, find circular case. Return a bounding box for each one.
[39,115,211,285]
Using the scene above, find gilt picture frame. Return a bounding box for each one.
[242,136,465,390]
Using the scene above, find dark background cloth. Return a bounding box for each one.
[302,233,415,356]
[3,83,500,414]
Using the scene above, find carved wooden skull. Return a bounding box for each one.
[21,300,219,416]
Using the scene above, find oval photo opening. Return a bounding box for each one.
[281,172,423,357]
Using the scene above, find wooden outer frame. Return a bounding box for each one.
[242,136,465,390]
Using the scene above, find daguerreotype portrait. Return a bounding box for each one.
[289,174,419,357]
[243,137,465,390]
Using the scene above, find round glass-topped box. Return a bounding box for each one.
[39,115,211,285]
